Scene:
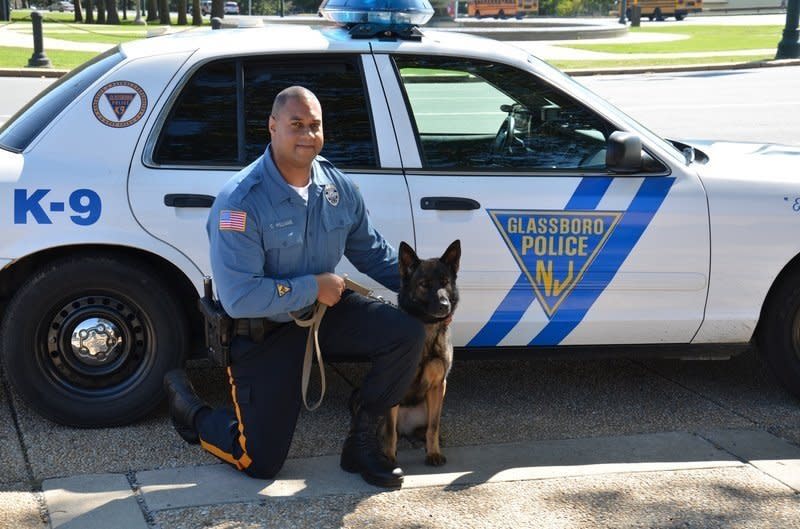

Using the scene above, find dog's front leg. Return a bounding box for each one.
[424,360,447,466]
[383,405,399,464]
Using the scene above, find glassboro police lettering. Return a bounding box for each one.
[470,176,675,347]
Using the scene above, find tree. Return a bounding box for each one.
[74,0,83,22]
[177,0,187,24]
[211,0,223,18]
[147,0,158,21]
[192,0,202,24]
[106,0,120,23]
[159,0,170,23]
[96,0,106,23]
[85,0,95,23]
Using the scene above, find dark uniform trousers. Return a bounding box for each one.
[196,292,425,479]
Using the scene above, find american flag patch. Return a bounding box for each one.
[219,210,247,232]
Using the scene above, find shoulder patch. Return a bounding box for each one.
[276,282,291,297]
[219,210,247,232]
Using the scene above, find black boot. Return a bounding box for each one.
[163,369,209,445]
[340,399,403,489]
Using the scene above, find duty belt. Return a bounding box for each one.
[233,318,286,343]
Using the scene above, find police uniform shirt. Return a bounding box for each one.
[207,145,400,322]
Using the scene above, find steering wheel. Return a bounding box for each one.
[490,114,516,161]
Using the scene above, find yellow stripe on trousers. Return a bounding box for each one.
[199,366,253,471]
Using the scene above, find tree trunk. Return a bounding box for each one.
[158,0,170,23]
[106,0,120,23]
[192,0,202,24]
[211,0,224,18]
[85,0,95,23]
[146,0,158,20]
[96,0,106,23]
[177,0,187,24]
[123,0,127,20]
[74,0,84,22]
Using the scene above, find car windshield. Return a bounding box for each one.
[0,47,124,153]
[524,54,686,164]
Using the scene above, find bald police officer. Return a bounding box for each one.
[164,86,425,489]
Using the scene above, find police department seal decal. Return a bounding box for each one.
[324,184,339,207]
[92,81,147,128]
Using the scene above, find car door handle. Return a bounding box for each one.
[420,197,481,211]
[163,194,215,208]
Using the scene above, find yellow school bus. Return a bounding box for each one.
[467,0,539,19]
[626,0,703,20]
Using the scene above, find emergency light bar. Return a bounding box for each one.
[318,0,434,28]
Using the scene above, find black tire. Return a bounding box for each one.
[1,256,189,427]
[675,13,685,20]
[758,268,800,400]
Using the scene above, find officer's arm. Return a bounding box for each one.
[208,206,318,319]
[344,187,401,292]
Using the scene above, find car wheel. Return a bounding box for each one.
[0,256,189,427]
[675,13,685,20]
[758,268,800,400]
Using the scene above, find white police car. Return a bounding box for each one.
[1,0,800,427]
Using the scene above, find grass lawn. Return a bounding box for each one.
[0,45,99,69]
[563,25,783,54]
[553,53,774,71]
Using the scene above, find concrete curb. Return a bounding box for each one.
[565,57,800,76]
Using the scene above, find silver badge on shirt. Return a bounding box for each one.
[324,184,339,207]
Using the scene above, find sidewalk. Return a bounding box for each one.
[10,428,800,528]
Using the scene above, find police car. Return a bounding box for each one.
[2,0,800,427]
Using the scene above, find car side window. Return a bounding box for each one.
[242,57,377,169]
[153,60,238,166]
[153,55,377,169]
[393,55,616,171]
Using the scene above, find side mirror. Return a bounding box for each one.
[606,131,643,174]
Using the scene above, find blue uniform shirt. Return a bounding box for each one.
[207,145,400,321]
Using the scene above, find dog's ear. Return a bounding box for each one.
[440,239,461,274]
[398,241,420,279]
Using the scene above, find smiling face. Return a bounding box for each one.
[268,94,324,176]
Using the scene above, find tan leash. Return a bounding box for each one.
[294,275,374,411]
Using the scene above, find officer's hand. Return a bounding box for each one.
[315,273,345,306]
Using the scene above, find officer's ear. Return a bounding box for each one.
[268,114,276,135]
[399,242,420,280]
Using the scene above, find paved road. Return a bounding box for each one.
[580,66,800,146]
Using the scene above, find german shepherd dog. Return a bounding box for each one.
[383,239,461,466]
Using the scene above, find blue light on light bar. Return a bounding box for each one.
[318,0,434,26]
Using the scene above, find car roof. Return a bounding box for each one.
[118,25,531,67]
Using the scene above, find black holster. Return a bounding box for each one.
[198,276,233,367]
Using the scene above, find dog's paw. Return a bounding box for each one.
[425,452,447,466]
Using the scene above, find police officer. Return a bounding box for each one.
[164,86,425,489]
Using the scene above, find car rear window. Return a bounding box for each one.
[0,47,125,153]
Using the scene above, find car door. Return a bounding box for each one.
[128,53,413,298]
[373,52,710,348]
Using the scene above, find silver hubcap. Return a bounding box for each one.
[70,318,123,365]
